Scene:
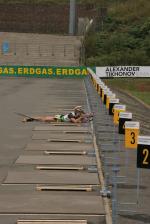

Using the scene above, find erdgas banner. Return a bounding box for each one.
[0,66,89,78]
[96,66,150,78]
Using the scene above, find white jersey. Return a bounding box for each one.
[63,112,76,122]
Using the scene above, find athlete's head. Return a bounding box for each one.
[74,106,83,112]
[74,106,85,118]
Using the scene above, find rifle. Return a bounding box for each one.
[15,112,39,121]
[81,112,94,123]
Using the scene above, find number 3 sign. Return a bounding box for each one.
[125,121,140,149]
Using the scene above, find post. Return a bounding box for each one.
[69,0,76,35]
[112,167,120,224]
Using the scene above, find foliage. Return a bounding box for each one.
[85,0,150,66]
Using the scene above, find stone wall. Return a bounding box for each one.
[0,3,97,34]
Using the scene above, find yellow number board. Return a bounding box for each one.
[113,104,126,125]
[102,87,109,102]
[106,93,116,109]
[109,98,119,115]
[125,121,140,149]
[119,112,132,134]
[97,84,100,94]
[103,89,111,105]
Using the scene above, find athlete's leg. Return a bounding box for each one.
[34,116,56,122]
[23,116,56,122]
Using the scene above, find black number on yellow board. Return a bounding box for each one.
[143,149,149,165]
[130,132,135,144]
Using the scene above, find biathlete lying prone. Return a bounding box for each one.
[22,106,93,124]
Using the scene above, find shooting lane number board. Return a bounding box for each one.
[109,98,119,115]
[113,104,126,125]
[125,121,140,149]
[106,93,116,109]
[137,136,150,169]
[119,112,132,134]
[102,87,109,102]
[103,90,111,105]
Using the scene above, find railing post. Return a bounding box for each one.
[69,0,76,35]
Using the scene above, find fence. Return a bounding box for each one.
[88,68,150,224]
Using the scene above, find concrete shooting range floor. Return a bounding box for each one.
[4,170,99,184]
[25,142,94,151]
[0,216,105,224]
[0,192,104,214]
[31,132,92,141]
[0,78,106,224]
[33,125,91,132]
[15,155,96,165]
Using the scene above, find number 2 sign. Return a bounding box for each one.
[137,136,150,169]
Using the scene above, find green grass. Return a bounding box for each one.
[104,78,150,105]
[131,91,150,105]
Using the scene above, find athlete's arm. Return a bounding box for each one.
[68,113,82,123]
[70,117,82,123]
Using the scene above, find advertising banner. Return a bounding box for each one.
[0,66,89,78]
[96,66,150,78]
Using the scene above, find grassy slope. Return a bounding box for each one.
[85,0,150,66]
[100,1,150,106]
[104,78,150,105]
[109,0,150,21]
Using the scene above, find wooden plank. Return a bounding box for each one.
[48,139,82,143]
[64,131,90,134]
[36,165,85,171]
[36,185,93,192]
[51,123,81,126]
[17,220,87,224]
[44,151,87,155]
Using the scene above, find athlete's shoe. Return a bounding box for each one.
[22,117,34,122]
